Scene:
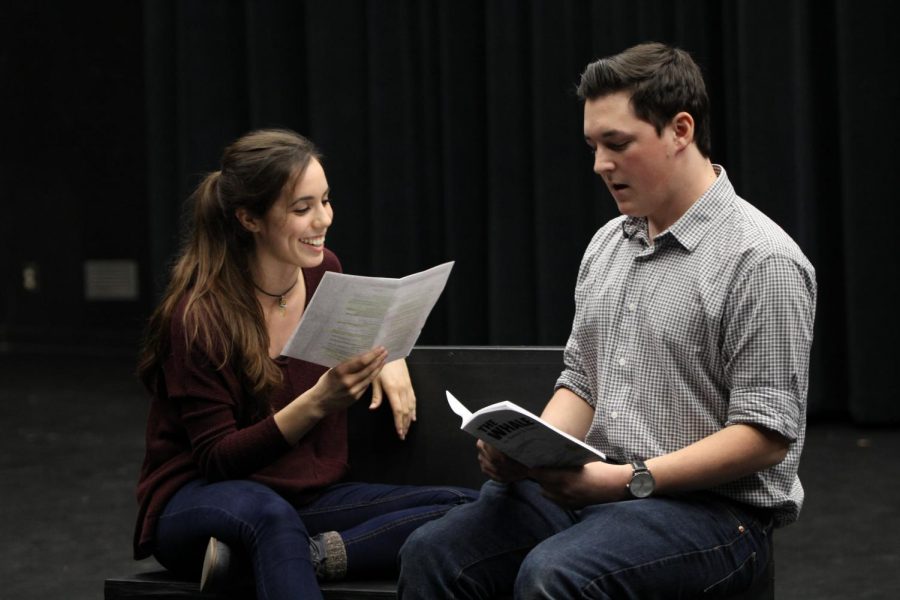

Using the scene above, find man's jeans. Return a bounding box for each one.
[154,479,478,600]
[398,479,772,599]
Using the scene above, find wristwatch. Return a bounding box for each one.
[627,460,655,499]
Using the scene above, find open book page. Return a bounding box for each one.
[280,262,454,367]
[446,391,606,468]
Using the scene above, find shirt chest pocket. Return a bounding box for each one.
[643,279,720,365]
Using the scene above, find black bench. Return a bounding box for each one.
[105,346,774,599]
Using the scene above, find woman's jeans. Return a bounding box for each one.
[398,480,773,599]
[154,479,478,600]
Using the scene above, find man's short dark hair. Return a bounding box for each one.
[577,42,711,157]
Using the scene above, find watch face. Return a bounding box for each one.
[630,472,654,498]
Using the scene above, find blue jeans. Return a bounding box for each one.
[154,479,478,600]
[398,480,773,599]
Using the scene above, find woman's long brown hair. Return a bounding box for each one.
[138,129,320,418]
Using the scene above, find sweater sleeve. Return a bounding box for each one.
[162,312,291,481]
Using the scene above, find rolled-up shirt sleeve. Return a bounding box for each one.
[556,331,596,407]
[555,240,602,407]
[722,254,817,442]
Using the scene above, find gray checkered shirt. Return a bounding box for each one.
[556,166,816,526]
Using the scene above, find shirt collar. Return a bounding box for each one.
[621,165,736,252]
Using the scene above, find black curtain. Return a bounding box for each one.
[143,0,900,424]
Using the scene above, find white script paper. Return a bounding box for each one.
[280,262,454,367]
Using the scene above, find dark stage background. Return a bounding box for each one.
[1,0,898,423]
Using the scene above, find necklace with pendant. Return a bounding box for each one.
[253,277,299,315]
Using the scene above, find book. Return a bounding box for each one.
[280,262,454,367]
[446,391,607,468]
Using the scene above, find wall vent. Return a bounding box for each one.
[84,260,139,301]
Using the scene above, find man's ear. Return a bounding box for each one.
[671,111,695,151]
[235,208,260,233]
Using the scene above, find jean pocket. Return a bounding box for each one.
[701,548,758,595]
[709,496,771,538]
[699,496,771,596]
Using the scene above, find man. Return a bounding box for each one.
[398,42,816,598]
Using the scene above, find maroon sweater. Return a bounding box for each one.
[134,250,347,559]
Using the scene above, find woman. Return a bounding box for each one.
[134,129,477,599]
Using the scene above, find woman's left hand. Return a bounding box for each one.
[370,358,416,440]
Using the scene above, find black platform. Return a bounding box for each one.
[103,570,395,599]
